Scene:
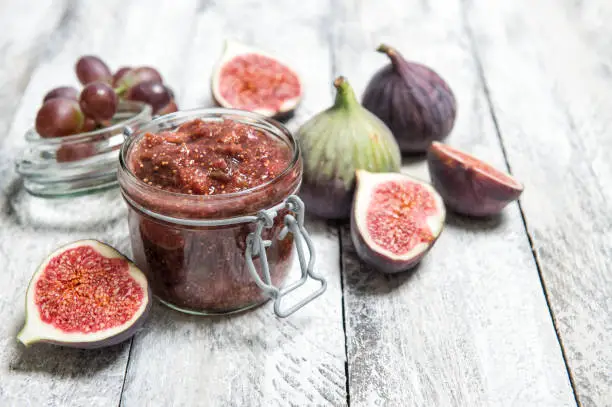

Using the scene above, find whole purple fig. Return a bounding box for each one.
[362,44,457,153]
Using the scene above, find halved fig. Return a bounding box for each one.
[351,170,446,273]
[17,240,151,349]
[211,40,303,118]
[427,141,524,216]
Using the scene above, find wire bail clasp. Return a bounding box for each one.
[123,126,134,140]
[245,195,327,317]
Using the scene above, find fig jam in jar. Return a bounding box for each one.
[118,108,325,316]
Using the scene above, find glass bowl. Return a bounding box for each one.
[16,101,152,198]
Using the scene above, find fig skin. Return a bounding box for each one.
[362,44,457,154]
[350,170,445,273]
[28,304,151,350]
[427,141,524,217]
[17,240,151,349]
[299,176,354,220]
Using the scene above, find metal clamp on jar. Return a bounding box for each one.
[245,196,326,317]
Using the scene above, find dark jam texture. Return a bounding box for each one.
[125,118,297,313]
[129,213,293,312]
[129,118,292,195]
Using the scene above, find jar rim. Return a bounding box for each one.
[25,101,152,145]
[118,107,301,204]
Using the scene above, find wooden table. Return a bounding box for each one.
[1,0,610,406]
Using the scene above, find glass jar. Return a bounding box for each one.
[117,108,326,317]
[16,101,152,197]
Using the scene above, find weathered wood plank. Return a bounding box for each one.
[0,1,200,406]
[0,0,68,145]
[463,1,612,405]
[119,1,347,406]
[333,0,577,405]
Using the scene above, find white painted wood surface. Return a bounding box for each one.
[0,0,68,142]
[0,1,207,406]
[0,0,609,406]
[464,1,612,406]
[119,2,346,406]
[333,0,576,405]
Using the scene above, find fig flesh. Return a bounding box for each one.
[362,44,457,153]
[351,170,445,273]
[427,141,523,216]
[211,40,302,118]
[17,240,151,349]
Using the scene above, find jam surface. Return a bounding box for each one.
[129,118,293,195]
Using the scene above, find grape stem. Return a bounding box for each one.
[114,84,128,96]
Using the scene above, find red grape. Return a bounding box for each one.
[166,87,175,100]
[116,66,163,90]
[56,143,96,163]
[43,86,78,103]
[125,81,171,113]
[79,82,118,121]
[156,99,179,115]
[35,99,85,138]
[82,118,98,132]
[112,66,132,87]
[75,55,112,85]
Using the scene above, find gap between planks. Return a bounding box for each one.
[333,0,576,405]
[327,2,351,402]
[459,2,582,405]
[117,337,136,407]
[338,229,351,407]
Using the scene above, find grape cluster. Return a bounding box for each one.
[35,56,178,138]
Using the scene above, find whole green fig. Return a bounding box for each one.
[296,76,401,219]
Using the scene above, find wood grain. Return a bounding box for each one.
[463,1,612,405]
[0,0,609,405]
[0,1,201,406]
[0,0,68,147]
[332,0,577,405]
[119,1,347,406]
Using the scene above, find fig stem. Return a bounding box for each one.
[376,43,395,56]
[377,43,403,70]
[333,76,359,109]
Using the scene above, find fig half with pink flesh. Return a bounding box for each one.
[427,141,524,216]
[351,170,446,273]
[17,240,151,349]
[211,40,303,118]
